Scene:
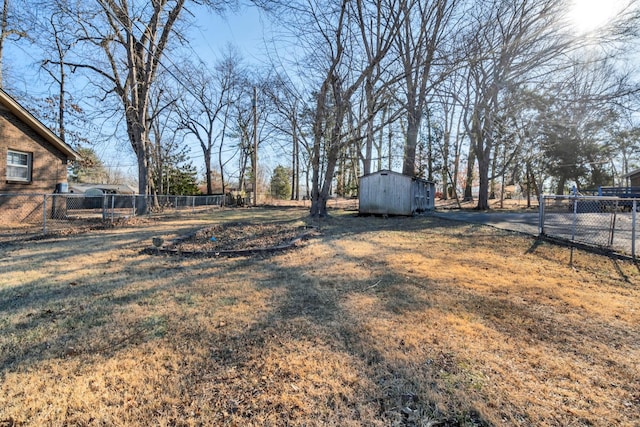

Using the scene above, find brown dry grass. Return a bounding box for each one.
[0,207,638,426]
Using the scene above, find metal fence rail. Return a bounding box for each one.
[0,193,225,240]
[539,195,639,257]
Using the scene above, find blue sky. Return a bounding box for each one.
[191,4,271,65]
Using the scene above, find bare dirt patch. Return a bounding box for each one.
[0,207,638,426]
[164,221,314,254]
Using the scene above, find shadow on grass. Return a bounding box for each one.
[200,216,497,426]
[4,210,635,425]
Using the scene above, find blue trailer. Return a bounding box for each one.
[597,187,640,211]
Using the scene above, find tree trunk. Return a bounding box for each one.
[350,142,360,195]
[310,77,328,216]
[56,42,65,142]
[204,147,212,194]
[219,113,230,196]
[525,161,532,208]
[476,146,491,210]
[426,108,434,182]
[96,0,186,213]
[136,142,149,213]
[291,126,298,200]
[311,150,339,217]
[0,0,9,87]
[336,147,345,196]
[363,78,374,176]
[388,119,393,170]
[500,157,506,209]
[489,146,498,199]
[441,131,450,200]
[402,111,420,176]
[556,177,566,195]
[464,144,475,202]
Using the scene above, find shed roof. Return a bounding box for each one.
[360,169,434,184]
[0,88,79,161]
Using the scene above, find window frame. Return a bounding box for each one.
[6,149,32,183]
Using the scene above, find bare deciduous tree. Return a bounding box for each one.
[461,0,571,210]
[395,0,461,177]
[0,0,28,87]
[177,50,242,194]
[60,0,233,211]
[263,73,313,200]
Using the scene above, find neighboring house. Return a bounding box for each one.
[623,168,640,187]
[68,183,137,196]
[359,170,435,216]
[0,88,79,194]
[66,183,137,210]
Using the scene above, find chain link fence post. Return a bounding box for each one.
[571,196,577,242]
[538,194,545,235]
[111,194,115,223]
[633,200,637,258]
[43,194,47,234]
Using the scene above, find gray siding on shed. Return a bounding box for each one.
[359,170,434,216]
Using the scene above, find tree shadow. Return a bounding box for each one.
[0,212,515,425]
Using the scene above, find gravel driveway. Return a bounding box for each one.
[433,211,540,236]
[434,209,639,257]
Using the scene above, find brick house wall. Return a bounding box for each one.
[0,104,70,194]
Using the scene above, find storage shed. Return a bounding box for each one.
[359,170,435,216]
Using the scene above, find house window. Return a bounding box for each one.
[6,150,32,182]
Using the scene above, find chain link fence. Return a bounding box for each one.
[6,192,638,257]
[0,193,224,241]
[539,195,639,257]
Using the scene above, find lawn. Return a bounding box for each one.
[0,207,638,426]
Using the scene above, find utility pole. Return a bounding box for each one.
[253,86,258,207]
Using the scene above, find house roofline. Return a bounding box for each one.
[0,88,80,161]
[622,168,640,179]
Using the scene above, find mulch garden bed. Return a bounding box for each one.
[149,221,317,256]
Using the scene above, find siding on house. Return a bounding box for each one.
[626,170,640,187]
[0,107,67,193]
[0,89,78,194]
